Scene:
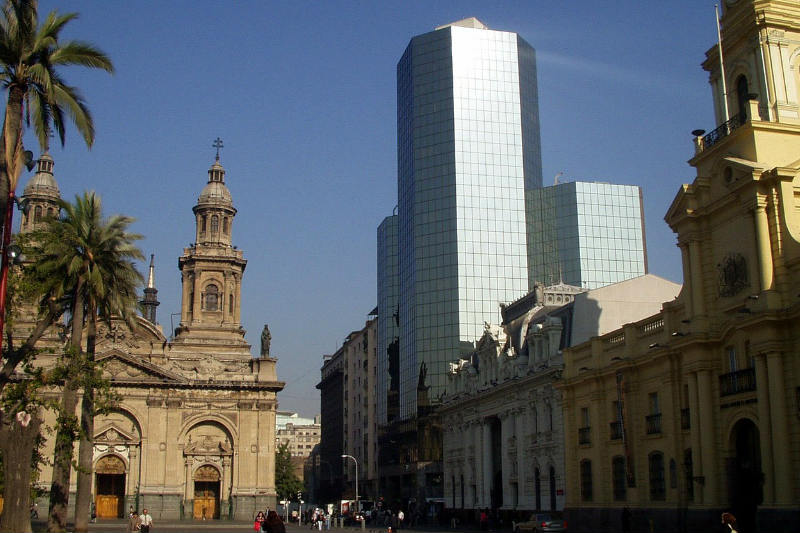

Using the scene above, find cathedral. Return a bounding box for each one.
[16,150,284,520]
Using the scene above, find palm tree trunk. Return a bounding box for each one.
[48,284,85,533]
[73,303,97,533]
[0,85,25,241]
[0,410,41,533]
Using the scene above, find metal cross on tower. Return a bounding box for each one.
[213,137,224,160]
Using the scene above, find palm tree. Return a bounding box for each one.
[32,192,142,533]
[0,0,113,352]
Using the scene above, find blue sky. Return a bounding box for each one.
[29,1,719,416]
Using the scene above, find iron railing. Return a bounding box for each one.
[645,413,662,435]
[701,113,746,150]
[720,368,756,396]
[609,421,623,440]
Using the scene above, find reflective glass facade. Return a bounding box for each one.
[376,214,398,426]
[527,182,647,289]
[397,22,542,419]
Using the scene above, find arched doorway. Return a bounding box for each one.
[726,419,762,533]
[95,455,126,518]
[193,465,220,519]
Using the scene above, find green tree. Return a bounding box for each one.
[0,4,112,529]
[32,192,142,533]
[275,442,303,503]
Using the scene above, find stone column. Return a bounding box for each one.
[192,271,203,323]
[472,420,481,508]
[516,408,527,507]
[234,274,242,324]
[184,457,194,501]
[128,446,140,503]
[222,457,231,504]
[766,353,791,502]
[679,243,693,318]
[753,202,773,292]
[482,420,492,508]
[697,370,717,503]
[499,413,511,508]
[181,273,191,323]
[754,355,774,503]
[688,240,705,316]
[687,372,703,503]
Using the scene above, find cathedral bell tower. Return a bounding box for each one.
[173,148,248,345]
[19,152,60,233]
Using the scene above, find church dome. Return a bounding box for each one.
[22,152,60,201]
[197,159,233,206]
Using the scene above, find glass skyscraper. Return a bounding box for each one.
[376,214,399,426]
[397,18,542,419]
[527,181,648,289]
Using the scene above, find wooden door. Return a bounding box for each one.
[96,495,119,518]
[193,494,217,519]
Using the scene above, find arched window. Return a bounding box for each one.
[737,75,750,119]
[205,284,219,311]
[34,205,42,223]
[223,217,229,234]
[229,294,234,314]
[534,467,541,510]
[649,451,665,500]
[580,459,593,501]
[549,466,556,510]
[211,215,219,233]
[200,216,207,233]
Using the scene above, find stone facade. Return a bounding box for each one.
[16,154,284,521]
[559,2,800,531]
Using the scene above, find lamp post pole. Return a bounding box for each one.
[341,454,358,513]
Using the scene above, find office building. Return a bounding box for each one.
[527,181,647,289]
[397,17,542,420]
[376,214,399,427]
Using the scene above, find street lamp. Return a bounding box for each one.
[341,454,358,513]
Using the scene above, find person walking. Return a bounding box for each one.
[139,508,153,533]
[265,510,286,533]
[255,511,266,532]
[127,510,141,533]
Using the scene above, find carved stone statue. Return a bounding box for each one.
[260,324,271,357]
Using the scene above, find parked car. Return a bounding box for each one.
[515,513,567,533]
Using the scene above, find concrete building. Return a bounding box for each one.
[316,349,345,505]
[440,275,679,520]
[275,412,321,484]
[17,153,284,520]
[342,316,378,502]
[527,181,647,289]
[559,2,800,531]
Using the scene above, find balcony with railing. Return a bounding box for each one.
[609,421,623,440]
[645,413,662,435]
[720,368,756,396]
[696,113,746,153]
[578,426,591,445]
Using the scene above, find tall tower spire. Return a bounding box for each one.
[140,254,160,323]
[174,148,247,344]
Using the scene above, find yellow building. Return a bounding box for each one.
[16,153,284,521]
[559,1,800,532]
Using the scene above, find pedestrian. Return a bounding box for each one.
[398,509,405,529]
[127,510,141,533]
[479,509,489,531]
[90,501,97,523]
[255,511,266,532]
[621,506,631,533]
[265,510,287,533]
[721,512,739,533]
[139,508,153,533]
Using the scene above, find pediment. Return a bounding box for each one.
[94,316,167,353]
[98,349,188,385]
[94,422,139,444]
